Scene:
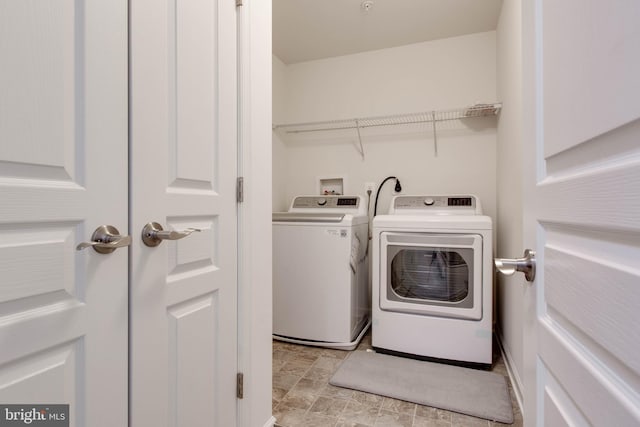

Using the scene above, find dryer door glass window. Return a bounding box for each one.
[387,245,475,308]
[391,249,469,302]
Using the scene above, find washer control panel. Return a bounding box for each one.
[292,196,360,209]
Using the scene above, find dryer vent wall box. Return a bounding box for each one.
[272,195,370,350]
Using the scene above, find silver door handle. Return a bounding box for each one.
[141,222,201,247]
[76,225,132,254]
[494,249,536,282]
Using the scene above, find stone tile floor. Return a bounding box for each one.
[272,331,523,427]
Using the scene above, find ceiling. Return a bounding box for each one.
[273,0,503,65]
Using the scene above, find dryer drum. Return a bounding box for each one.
[390,249,469,302]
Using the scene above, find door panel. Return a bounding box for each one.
[544,237,640,375]
[0,1,77,179]
[541,0,640,156]
[540,324,640,426]
[541,368,588,427]
[523,0,640,425]
[0,1,128,426]
[167,294,219,425]
[130,0,238,425]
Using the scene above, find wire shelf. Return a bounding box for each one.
[272,102,501,159]
[272,103,501,134]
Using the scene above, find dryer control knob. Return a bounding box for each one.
[424,198,435,206]
[317,198,327,206]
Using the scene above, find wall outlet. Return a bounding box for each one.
[364,182,376,193]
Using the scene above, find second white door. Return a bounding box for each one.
[129,0,238,426]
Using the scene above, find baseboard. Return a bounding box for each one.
[263,415,277,427]
[496,332,524,415]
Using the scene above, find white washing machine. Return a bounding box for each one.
[273,195,371,350]
[372,195,493,367]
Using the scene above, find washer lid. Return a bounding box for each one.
[272,213,345,223]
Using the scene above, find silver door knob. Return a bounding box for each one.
[141,222,201,247]
[494,249,536,282]
[76,225,132,254]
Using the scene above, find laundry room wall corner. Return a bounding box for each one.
[496,0,525,408]
[272,55,289,212]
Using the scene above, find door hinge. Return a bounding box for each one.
[236,0,243,7]
[236,177,244,203]
[237,372,244,399]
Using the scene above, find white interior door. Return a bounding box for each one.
[129,0,238,426]
[522,1,640,425]
[0,1,128,426]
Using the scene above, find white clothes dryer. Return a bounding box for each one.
[273,195,371,350]
[372,195,493,367]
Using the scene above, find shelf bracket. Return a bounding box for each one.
[431,111,438,157]
[354,119,365,160]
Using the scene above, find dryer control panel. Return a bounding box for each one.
[390,195,482,215]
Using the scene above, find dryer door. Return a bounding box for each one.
[380,232,483,320]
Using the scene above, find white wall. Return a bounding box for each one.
[273,31,498,223]
[496,0,524,405]
[272,56,289,212]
